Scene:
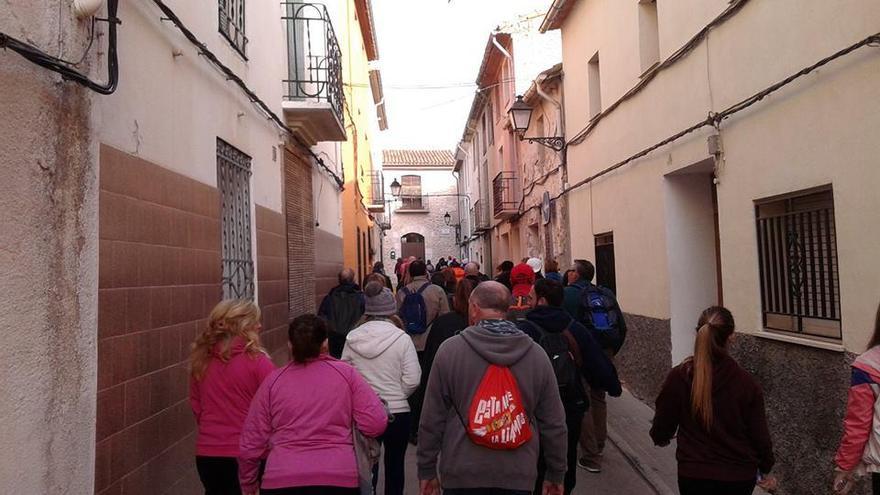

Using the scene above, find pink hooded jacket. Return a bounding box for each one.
[189,338,276,457]
[836,346,880,472]
[238,355,388,493]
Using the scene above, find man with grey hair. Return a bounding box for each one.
[417,281,567,495]
[464,261,489,283]
[318,267,364,358]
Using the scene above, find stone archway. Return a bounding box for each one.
[400,232,425,260]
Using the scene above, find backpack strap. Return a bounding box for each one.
[561,322,584,369]
[416,282,431,295]
[400,286,412,297]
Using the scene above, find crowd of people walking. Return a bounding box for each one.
[186,251,880,494]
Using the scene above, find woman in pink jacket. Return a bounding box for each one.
[239,314,388,495]
[834,303,880,494]
[190,299,276,495]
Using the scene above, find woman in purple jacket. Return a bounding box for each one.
[238,314,388,495]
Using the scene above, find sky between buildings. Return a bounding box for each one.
[372,0,552,152]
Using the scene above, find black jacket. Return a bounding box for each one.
[517,305,622,396]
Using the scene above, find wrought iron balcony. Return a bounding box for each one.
[367,171,385,212]
[473,199,490,231]
[493,171,519,218]
[397,195,427,212]
[282,2,346,144]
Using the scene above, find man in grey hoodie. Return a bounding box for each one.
[417,281,567,495]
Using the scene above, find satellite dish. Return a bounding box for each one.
[541,191,551,225]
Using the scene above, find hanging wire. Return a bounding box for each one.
[506,32,880,224]
[150,0,344,189]
[0,0,119,94]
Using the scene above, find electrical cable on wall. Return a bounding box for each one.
[0,0,119,94]
[566,0,750,147]
[505,32,880,225]
[149,0,344,189]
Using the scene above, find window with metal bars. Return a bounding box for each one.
[755,188,841,340]
[219,0,247,58]
[217,138,254,300]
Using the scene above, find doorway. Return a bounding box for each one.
[595,232,616,294]
[400,232,425,260]
[664,159,721,363]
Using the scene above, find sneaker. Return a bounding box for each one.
[577,456,601,473]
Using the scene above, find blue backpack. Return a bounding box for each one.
[399,283,431,335]
[581,285,619,335]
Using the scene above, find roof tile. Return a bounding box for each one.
[382,149,455,168]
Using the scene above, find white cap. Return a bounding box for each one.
[526,257,543,273]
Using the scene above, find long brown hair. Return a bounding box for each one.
[190,299,265,380]
[690,306,735,429]
[868,302,880,349]
[453,278,478,316]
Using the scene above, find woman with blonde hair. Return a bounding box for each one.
[650,306,778,494]
[190,299,276,495]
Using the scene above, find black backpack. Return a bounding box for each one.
[524,321,587,413]
[328,289,364,337]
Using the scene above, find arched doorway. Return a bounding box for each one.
[400,232,425,260]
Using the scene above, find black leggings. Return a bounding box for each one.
[678,476,755,495]
[261,488,358,495]
[372,412,411,495]
[874,473,880,494]
[195,456,241,495]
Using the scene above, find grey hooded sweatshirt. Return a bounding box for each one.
[417,321,568,490]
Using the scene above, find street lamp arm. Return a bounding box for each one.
[520,135,566,152]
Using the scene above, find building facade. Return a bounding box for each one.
[0,0,384,493]
[338,0,388,287]
[455,16,565,276]
[381,150,458,284]
[543,0,880,492]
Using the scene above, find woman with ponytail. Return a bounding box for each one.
[650,306,777,494]
[833,302,880,494]
[190,299,276,495]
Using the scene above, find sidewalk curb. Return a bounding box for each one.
[607,425,677,495]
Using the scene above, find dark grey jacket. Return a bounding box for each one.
[417,322,568,489]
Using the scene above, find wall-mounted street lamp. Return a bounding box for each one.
[508,95,566,152]
[389,178,402,197]
[444,211,452,226]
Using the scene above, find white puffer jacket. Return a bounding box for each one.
[342,319,421,414]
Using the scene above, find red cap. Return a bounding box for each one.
[510,263,535,297]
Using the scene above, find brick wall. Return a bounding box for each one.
[96,145,221,494]
[96,146,293,494]
[256,206,289,364]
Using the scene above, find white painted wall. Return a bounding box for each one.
[664,168,719,363]
[97,0,287,212]
[557,0,880,350]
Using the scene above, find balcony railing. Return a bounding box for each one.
[473,199,490,231]
[367,171,384,212]
[281,3,346,143]
[398,195,427,212]
[493,171,519,218]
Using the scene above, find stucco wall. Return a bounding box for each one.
[556,1,880,493]
[0,2,98,493]
[97,0,286,214]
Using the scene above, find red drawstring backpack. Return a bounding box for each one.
[465,364,533,449]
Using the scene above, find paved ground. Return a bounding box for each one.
[378,386,771,494]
